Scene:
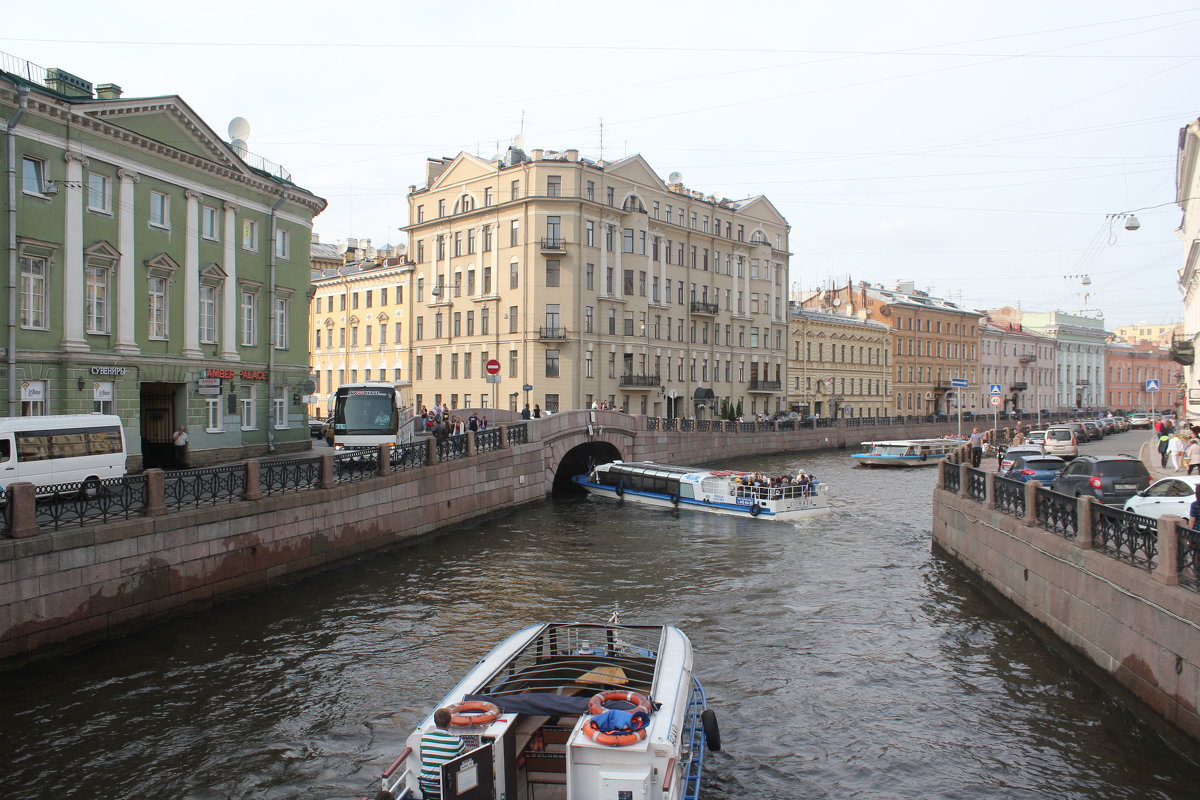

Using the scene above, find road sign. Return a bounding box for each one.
[485,374,500,384]
[989,384,1003,395]
[485,358,501,375]
[950,378,968,388]
[1145,379,1160,392]
[522,384,533,392]
[989,395,1003,407]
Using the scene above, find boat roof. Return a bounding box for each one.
[862,438,964,445]
[598,461,701,477]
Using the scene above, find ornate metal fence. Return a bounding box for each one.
[1035,487,1077,539]
[507,423,528,445]
[993,475,1026,518]
[164,465,247,511]
[0,487,7,535]
[34,476,148,530]
[965,467,987,502]
[680,419,695,432]
[474,428,503,453]
[436,434,469,462]
[661,418,677,432]
[260,457,323,496]
[1091,503,1157,570]
[645,417,660,431]
[389,441,427,471]
[1178,523,1200,593]
[942,461,961,493]
[332,450,379,485]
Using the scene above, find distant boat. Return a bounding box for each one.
[572,460,831,521]
[851,438,965,467]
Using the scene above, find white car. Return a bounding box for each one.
[1122,476,1200,520]
[1129,414,1152,430]
[1025,430,1048,447]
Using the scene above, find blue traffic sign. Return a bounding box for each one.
[1145,379,1160,392]
[989,384,1003,395]
[950,378,968,388]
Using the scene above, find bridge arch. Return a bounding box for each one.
[540,424,636,494]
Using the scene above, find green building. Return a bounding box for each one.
[1,55,326,469]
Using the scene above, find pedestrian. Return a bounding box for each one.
[521,404,531,420]
[591,399,599,410]
[171,425,189,468]
[1158,432,1171,468]
[1186,438,1200,476]
[1188,485,1200,531]
[468,413,479,432]
[533,404,542,419]
[968,427,983,469]
[1169,434,1187,471]
[418,708,466,800]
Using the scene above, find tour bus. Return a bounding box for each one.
[328,381,416,450]
[0,414,127,493]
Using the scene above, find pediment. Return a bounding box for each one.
[429,152,500,191]
[731,195,788,226]
[200,262,227,280]
[604,154,667,191]
[144,252,182,275]
[83,96,246,172]
[84,240,121,261]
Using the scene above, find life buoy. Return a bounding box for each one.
[749,504,761,517]
[446,700,502,727]
[582,720,649,747]
[615,483,624,497]
[588,690,651,716]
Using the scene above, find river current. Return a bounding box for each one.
[3,444,1199,799]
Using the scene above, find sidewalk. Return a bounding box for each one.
[1139,437,1178,482]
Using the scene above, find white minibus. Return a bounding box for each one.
[0,414,127,493]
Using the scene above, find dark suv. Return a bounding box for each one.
[1050,455,1151,505]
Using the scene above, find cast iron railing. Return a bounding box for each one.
[164,465,246,511]
[1178,523,1200,593]
[942,461,961,493]
[1091,503,1157,570]
[437,434,469,462]
[260,457,323,496]
[993,475,1026,518]
[507,423,528,445]
[965,467,986,502]
[390,441,428,471]
[34,476,148,530]
[1035,486,1077,539]
[332,450,379,485]
[474,428,503,453]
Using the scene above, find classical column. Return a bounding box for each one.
[61,151,89,352]
[114,169,140,354]
[182,189,202,358]
[221,201,239,360]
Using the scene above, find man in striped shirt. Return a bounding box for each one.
[419,708,466,799]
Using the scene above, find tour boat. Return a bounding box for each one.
[572,460,831,521]
[374,619,719,800]
[851,438,965,467]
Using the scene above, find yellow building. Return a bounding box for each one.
[787,307,894,419]
[402,147,791,417]
[1110,321,1181,347]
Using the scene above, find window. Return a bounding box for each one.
[205,398,221,432]
[200,205,219,239]
[483,226,492,252]
[483,266,492,294]
[509,349,518,376]
[547,175,561,197]
[586,181,595,201]
[199,285,218,343]
[273,388,287,429]
[417,205,425,223]
[623,228,634,253]
[242,219,258,251]
[20,254,48,329]
[607,186,615,206]
[547,215,561,243]
[148,276,168,339]
[416,240,425,262]
[273,297,289,349]
[586,263,594,290]
[87,173,111,213]
[546,349,560,378]
[510,260,519,289]
[481,307,489,334]
[585,306,593,333]
[511,180,520,200]
[150,191,170,228]
[274,229,290,259]
[467,229,476,254]
[546,260,560,287]
[510,220,520,246]
[586,221,595,247]
[437,199,445,217]
[484,187,493,206]
[85,265,110,334]
[240,385,257,430]
[509,306,518,333]
[21,157,46,195]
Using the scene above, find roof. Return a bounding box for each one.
[788,307,891,331]
[310,242,342,262]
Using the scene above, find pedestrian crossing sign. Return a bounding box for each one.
[989,384,1003,395]
[1145,379,1160,392]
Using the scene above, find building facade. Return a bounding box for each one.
[786,306,893,418]
[979,318,1056,416]
[801,281,983,415]
[1015,311,1109,411]
[1176,117,1200,422]
[1111,321,1181,347]
[402,147,790,418]
[1106,341,1179,413]
[1,57,325,468]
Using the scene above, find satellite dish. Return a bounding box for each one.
[228,117,251,141]
[513,134,526,149]
[831,297,841,306]
[668,171,683,184]
[397,243,408,255]
[230,138,249,158]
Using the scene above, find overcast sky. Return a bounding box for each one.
[5,0,1197,330]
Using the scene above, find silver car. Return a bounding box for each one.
[1042,426,1078,459]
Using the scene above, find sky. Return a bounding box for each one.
[4,0,1197,330]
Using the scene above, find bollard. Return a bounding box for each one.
[320,453,335,489]
[377,443,391,478]
[1074,495,1094,549]
[1155,515,1183,586]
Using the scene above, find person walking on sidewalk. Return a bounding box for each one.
[968,428,983,468]
[1187,438,1200,476]
[1168,433,1186,471]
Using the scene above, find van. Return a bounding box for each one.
[0,414,127,493]
[1042,426,1078,459]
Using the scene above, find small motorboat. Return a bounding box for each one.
[374,618,719,800]
[572,460,831,521]
[850,438,965,467]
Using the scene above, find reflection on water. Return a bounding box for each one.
[1,450,1198,799]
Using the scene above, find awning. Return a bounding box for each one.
[692,387,715,400]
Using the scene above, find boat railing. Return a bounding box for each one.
[732,482,825,501]
[380,746,413,798]
[680,677,708,800]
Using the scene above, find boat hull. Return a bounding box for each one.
[572,476,831,521]
[850,454,950,467]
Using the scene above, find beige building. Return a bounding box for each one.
[402,146,791,417]
[1111,321,1181,347]
[787,307,893,419]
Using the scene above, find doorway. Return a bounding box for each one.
[140,383,182,469]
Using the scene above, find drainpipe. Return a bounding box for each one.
[267,190,287,453]
[5,80,29,416]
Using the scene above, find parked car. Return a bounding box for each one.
[1050,455,1152,505]
[310,416,332,437]
[1123,476,1200,520]
[1025,430,1048,447]
[1008,454,1068,484]
[1080,421,1103,441]
[1042,426,1078,459]
[999,444,1045,476]
[1129,414,1152,430]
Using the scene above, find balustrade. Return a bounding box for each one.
[993,475,1026,518]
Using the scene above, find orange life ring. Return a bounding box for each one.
[587,690,650,716]
[582,720,649,747]
[447,700,502,727]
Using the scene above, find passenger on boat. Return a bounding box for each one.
[419,708,466,799]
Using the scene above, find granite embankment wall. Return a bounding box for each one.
[0,411,960,667]
[932,471,1200,747]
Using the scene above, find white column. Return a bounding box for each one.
[221,202,239,360]
[61,151,89,352]
[182,190,202,358]
[114,169,140,354]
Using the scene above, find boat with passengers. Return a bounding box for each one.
[374,618,719,800]
[851,438,965,467]
[572,460,831,520]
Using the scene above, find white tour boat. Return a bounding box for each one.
[375,619,719,800]
[572,460,831,521]
[851,438,965,467]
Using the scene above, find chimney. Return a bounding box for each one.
[347,237,359,250]
[45,68,93,98]
[565,149,579,162]
[531,148,544,160]
[95,83,123,100]
[311,232,320,244]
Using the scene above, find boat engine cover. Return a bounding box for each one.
[598,768,651,800]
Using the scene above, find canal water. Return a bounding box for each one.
[3,438,1199,799]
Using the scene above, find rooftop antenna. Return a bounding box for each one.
[599,117,604,161]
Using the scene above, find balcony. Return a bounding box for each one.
[690,301,719,316]
[1019,353,1036,363]
[538,326,568,340]
[1012,382,1028,391]
[748,378,782,393]
[620,373,661,390]
[539,237,566,252]
[1076,380,1090,387]
[1171,334,1195,366]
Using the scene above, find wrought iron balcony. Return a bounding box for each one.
[690,301,719,315]
[539,237,566,252]
[1076,380,1090,386]
[619,373,661,389]
[1012,382,1028,391]
[1019,353,1037,363]
[538,326,568,340]
[748,378,782,392]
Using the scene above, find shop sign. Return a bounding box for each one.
[90,366,126,376]
[198,378,222,396]
[93,381,114,402]
[20,380,45,401]
[205,368,268,380]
